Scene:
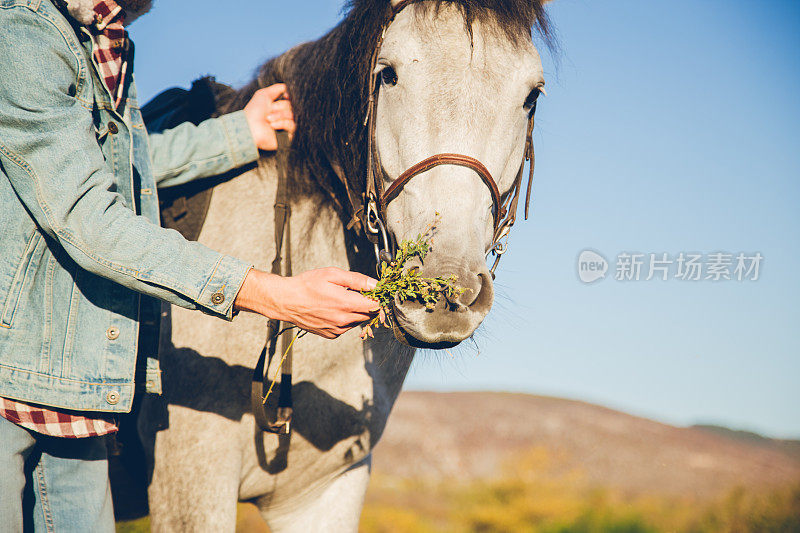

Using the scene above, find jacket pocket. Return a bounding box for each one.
[1,230,44,328]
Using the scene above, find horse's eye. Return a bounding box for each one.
[524,88,541,110]
[380,66,398,87]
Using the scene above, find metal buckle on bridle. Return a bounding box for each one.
[487,224,511,279]
[366,198,393,272]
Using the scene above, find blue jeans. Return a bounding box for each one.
[0,416,114,532]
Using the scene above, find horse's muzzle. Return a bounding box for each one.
[389,258,494,349]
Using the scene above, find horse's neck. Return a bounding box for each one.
[199,157,414,418]
[263,157,417,436]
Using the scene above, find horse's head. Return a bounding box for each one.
[237,0,551,348]
[373,1,548,348]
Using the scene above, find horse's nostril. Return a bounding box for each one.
[394,261,494,316]
[443,288,465,310]
[445,272,485,309]
[468,272,493,312]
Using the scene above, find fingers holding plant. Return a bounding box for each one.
[234,268,379,339]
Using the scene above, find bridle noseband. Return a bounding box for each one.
[359,0,538,278]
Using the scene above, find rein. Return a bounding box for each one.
[252,130,294,434]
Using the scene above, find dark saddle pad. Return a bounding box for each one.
[143,76,236,241]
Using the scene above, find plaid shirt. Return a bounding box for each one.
[89,0,130,108]
[0,398,117,438]
[0,0,131,438]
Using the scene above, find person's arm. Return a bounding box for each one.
[150,84,295,189]
[0,10,250,318]
[0,9,376,335]
[235,268,378,339]
[148,111,258,189]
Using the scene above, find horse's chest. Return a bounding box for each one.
[239,376,375,502]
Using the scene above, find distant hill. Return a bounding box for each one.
[692,423,800,463]
[372,391,800,500]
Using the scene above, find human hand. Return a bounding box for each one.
[243,83,295,151]
[234,268,379,339]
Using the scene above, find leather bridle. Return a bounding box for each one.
[358,0,538,277]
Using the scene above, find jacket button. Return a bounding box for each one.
[106,326,120,340]
[106,391,120,405]
[211,292,225,305]
[108,121,119,134]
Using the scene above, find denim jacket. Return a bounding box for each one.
[0,0,258,412]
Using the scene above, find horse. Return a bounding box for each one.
[139,1,553,530]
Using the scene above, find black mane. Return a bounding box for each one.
[222,0,553,215]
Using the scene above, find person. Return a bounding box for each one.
[0,0,378,530]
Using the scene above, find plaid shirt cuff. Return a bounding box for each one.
[0,397,117,438]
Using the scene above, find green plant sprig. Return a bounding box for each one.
[360,229,466,339]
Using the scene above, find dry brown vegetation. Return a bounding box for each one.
[361,451,800,532]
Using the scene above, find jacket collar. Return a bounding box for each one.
[61,0,152,27]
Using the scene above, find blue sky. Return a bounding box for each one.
[129,1,800,438]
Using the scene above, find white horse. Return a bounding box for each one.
[139,1,552,530]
